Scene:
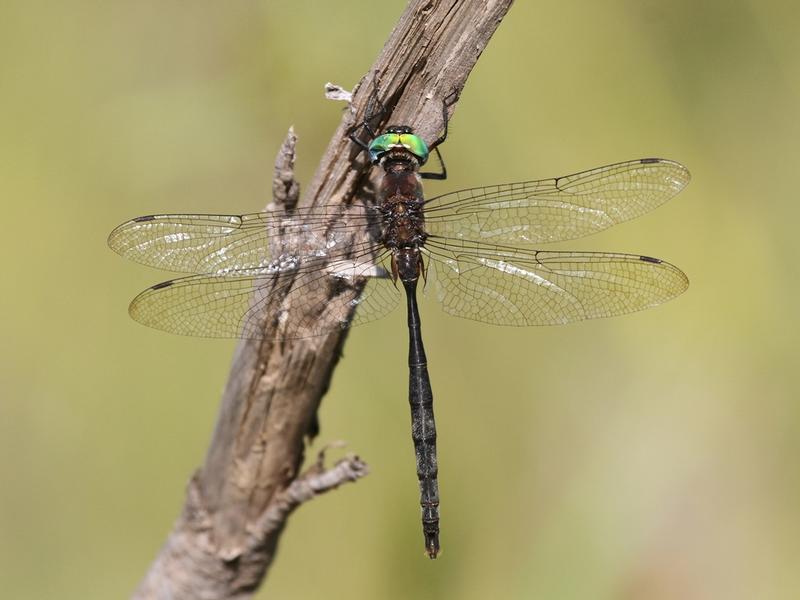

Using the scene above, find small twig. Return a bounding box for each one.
[269,127,300,211]
[246,449,369,553]
[324,82,353,103]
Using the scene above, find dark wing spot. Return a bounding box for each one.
[640,158,660,164]
[151,280,174,290]
[133,215,157,222]
[639,255,662,264]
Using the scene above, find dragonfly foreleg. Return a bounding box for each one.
[420,90,459,180]
[347,86,389,154]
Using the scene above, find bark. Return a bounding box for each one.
[132,1,514,598]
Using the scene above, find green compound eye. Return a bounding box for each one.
[398,133,429,164]
[368,133,400,163]
[368,132,429,164]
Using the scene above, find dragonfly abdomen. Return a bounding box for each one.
[404,276,441,558]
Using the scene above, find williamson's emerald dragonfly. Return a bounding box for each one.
[109,104,689,558]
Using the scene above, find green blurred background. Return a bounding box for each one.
[2,1,798,598]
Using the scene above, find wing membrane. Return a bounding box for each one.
[424,158,689,245]
[424,237,688,326]
[110,158,689,338]
[127,248,399,339]
[108,205,376,275]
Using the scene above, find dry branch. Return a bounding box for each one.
[132,1,514,598]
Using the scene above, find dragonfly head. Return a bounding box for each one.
[368,126,430,166]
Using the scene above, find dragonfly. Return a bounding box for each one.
[108,104,690,559]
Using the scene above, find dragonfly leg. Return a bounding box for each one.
[420,90,459,180]
[427,89,459,151]
[347,87,388,155]
[420,146,447,180]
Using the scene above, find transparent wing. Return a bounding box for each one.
[127,247,401,339]
[424,158,689,245]
[423,237,688,326]
[107,204,377,275]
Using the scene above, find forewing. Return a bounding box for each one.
[424,158,689,245]
[424,238,688,326]
[108,205,375,275]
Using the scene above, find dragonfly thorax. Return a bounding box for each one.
[377,154,428,283]
[381,195,426,246]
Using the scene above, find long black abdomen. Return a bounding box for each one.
[402,277,440,558]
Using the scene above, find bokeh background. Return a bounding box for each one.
[2,1,799,598]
